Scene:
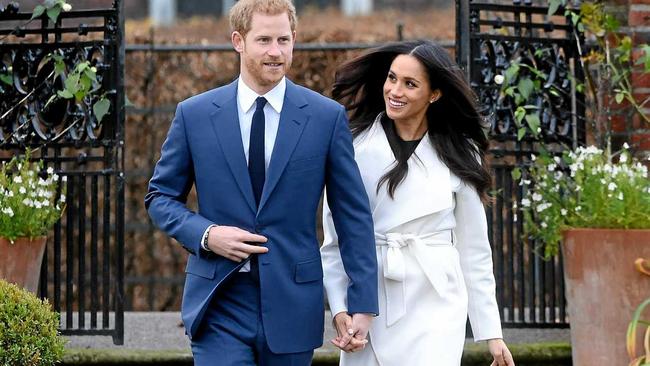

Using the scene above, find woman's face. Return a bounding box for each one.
[383,54,439,126]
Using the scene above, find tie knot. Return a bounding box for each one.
[256,97,267,110]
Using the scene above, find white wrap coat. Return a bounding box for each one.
[321,118,503,366]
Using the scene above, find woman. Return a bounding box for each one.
[320,40,515,366]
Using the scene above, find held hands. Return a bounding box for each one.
[331,312,373,353]
[206,225,268,262]
[488,338,515,366]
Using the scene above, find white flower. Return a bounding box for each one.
[27,170,34,176]
[13,176,22,184]
[531,154,536,161]
[6,190,13,197]
[47,167,54,174]
[19,187,26,194]
[2,207,14,217]
[62,3,72,11]
[34,201,42,209]
[22,198,32,206]
[618,192,624,200]
[600,179,607,185]
[532,193,543,202]
[608,182,617,191]
[576,206,582,211]
[494,74,505,85]
[541,222,548,228]
[575,185,582,191]
[554,156,561,164]
[620,153,628,163]
[38,178,48,186]
[561,209,567,216]
[547,163,557,172]
[62,176,67,182]
[60,195,66,203]
[42,200,49,207]
[536,202,552,212]
[521,198,531,207]
[623,142,630,149]
[52,174,59,181]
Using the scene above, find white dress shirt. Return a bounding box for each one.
[201,77,287,271]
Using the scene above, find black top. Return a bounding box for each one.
[380,114,423,162]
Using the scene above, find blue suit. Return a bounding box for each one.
[145,79,378,356]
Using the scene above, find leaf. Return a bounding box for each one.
[636,45,650,72]
[31,5,46,20]
[53,59,65,77]
[517,127,527,141]
[44,95,57,109]
[615,92,625,104]
[515,106,527,124]
[0,72,12,86]
[57,89,73,99]
[511,167,522,180]
[549,88,560,97]
[84,68,97,82]
[46,6,62,24]
[576,83,585,93]
[74,90,85,102]
[505,64,520,84]
[505,86,515,97]
[548,0,562,16]
[518,77,535,100]
[64,73,79,93]
[93,98,110,123]
[525,113,541,136]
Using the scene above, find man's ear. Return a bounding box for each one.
[292,30,296,45]
[232,31,244,53]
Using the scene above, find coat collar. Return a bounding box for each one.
[354,114,452,232]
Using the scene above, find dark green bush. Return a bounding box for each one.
[0,280,65,366]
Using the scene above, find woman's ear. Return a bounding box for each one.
[429,89,442,104]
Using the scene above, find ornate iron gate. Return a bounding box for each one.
[457,0,585,327]
[0,1,125,343]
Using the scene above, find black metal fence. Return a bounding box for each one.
[0,1,125,343]
[458,0,586,327]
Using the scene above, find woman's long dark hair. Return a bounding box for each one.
[332,40,492,202]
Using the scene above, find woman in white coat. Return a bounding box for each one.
[321,41,515,366]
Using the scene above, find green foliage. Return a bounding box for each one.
[0,150,66,242]
[521,145,650,259]
[31,0,72,23]
[0,279,65,366]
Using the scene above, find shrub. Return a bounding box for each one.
[0,279,65,366]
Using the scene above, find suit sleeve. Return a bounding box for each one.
[320,194,350,317]
[454,181,503,341]
[324,106,378,315]
[144,102,213,256]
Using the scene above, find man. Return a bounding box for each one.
[144,0,378,364]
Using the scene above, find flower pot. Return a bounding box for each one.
[562,228,650,365]
[0,236,47,294]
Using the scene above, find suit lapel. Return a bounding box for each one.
[258,81,309,212]
[210,80,257,214]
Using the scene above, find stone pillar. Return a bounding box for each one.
[341,0,373,16]
[149,0,177,26]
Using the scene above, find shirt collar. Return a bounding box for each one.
[238,77,286,114]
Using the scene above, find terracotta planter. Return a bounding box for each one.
[562,228,650,366]
[0,236,47,294]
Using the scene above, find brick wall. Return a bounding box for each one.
[610,0,650,156]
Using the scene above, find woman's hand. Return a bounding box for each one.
[331,311,368,353]
[488,338,515,366]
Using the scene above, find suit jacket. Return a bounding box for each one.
[145,79,378,354]
[322,117,502,364]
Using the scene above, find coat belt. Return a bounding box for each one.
[375,230,454,327]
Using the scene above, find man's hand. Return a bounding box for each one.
[488,338,515,366]
[330,312,368,353]
[350,313,373,341]
[206,225,268,262]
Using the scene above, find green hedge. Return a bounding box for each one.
[0,279,65,366]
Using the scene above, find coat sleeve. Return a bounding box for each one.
[144,102,214,256]
[323,106,378,315]
[454,181,503,342]
[321,194,350,317]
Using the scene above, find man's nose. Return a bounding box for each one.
[267,41,281,57]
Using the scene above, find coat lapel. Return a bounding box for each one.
[210,80,257,214]
[355,116,453,233]
[258,80,309,212]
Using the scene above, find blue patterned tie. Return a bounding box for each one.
[249,97,267,207]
